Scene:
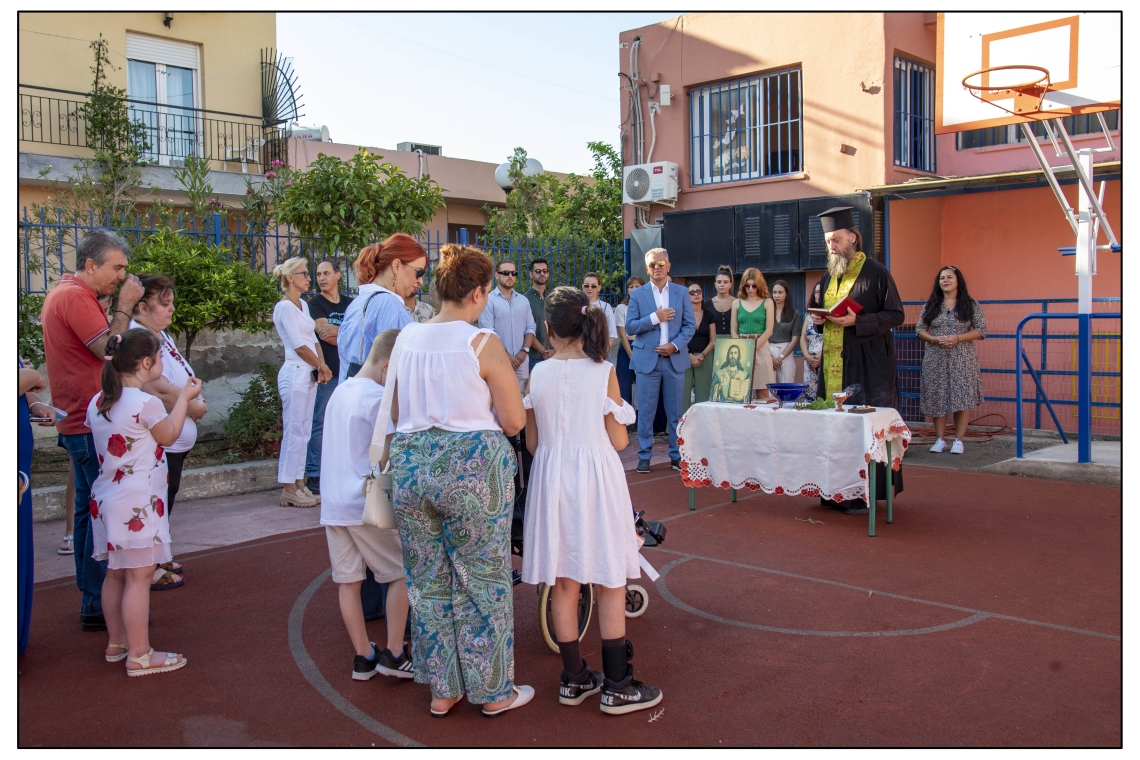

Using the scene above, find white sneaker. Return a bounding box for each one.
[950,439,965,455]
[929,439,946,453]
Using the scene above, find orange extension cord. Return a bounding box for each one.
[908,413,1014,444]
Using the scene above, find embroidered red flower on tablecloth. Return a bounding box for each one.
[700,458,708,466]
[743,405,757,410]
[774,486,784,495]
[859,469,866,479]
[677,437,685,446]
[802,487,819,497]
[107,434,127,457]
[720,480,730,489]
[154,498,165,518]
[112,469,126,484]
[892,459,901,471]
[864,453,872,463]
[89,498,99,518]
[126,516,144,532]
[901,439,908,449]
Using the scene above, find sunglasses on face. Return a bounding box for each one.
[583,283,599,289]
[531,268,549,275]
[409,266,427,279]
[689,289,702,296]
[498,270,517,277]
[745,283,757,289]
[647,262,669,270]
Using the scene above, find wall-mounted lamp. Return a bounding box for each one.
[164,12,174,28]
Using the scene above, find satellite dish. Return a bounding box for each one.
[261,49,305,127]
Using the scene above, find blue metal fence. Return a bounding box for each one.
[895,298,1121,436]
[18,208,629,302]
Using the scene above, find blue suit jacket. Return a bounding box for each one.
[625,281,696,374]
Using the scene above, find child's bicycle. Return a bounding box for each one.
[511,492,667,654]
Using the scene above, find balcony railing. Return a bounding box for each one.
[18,85,287,173]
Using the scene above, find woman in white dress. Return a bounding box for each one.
[272,257,331,508]
[523,286,662,716]
[582,272,617,356]
[130,274,207,589]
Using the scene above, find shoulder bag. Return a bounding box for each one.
[345,291,380,378]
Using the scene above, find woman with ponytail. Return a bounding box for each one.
[521,287,662,716]
[87,328,201,675]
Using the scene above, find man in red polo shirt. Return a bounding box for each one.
[41,229,144,631]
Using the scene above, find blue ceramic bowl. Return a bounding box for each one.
[767,383,808,404]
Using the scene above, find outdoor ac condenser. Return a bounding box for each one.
[622,161,679,205]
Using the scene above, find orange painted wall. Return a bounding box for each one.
[887,196,942,301]
[886,180,1120,302]
[940,181,1121,301]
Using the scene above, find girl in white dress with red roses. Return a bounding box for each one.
[87,328,200,676]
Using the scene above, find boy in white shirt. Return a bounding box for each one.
[320,329,413,681]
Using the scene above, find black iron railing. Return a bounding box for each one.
[18,86,287,173]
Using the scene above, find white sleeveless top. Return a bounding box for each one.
[394,321,501,434]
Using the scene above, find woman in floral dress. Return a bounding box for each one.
[915,266,987,454]
[88,328,201,675]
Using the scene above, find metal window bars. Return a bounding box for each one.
[690,68,802,186]
[893,57,936,172]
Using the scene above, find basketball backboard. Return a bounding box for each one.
[936,13,1121,134]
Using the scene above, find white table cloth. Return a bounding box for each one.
[677,402,911,504]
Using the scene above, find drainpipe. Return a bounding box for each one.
[416,149,424,179]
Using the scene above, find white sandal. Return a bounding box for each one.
[105,643,129,662]
[125,648,187,677]
[58,534,74,555]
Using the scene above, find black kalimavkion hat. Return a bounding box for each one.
[817,206,855,233]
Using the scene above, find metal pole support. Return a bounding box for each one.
[1078,313,1092,463]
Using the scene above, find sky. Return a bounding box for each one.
[276,12,678,175]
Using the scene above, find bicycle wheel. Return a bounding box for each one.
[537,582,594,654]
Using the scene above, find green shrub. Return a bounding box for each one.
[223,363,282,459]
[18,293,45,367]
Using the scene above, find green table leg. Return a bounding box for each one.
[731,488,737,503]
[886,442,894,524]
[868,458,877,537]
[690,487,695,511]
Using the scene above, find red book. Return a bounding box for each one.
[807,296,863,317]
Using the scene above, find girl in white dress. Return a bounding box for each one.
[88,328,201,676]
[522,286,663,716]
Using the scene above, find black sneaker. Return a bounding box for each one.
[80,613,107,632]
[559,666,603,706]
[375,645,415,679]
[352,643,381,681]
[600,674,663,715]
[670,458,681,471]
[305,476,321,495]
[843,506,870,515]
[637,460,651,474]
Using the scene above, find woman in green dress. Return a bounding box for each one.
[730,267,775,400]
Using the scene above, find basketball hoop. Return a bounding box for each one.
[962,65,1051,117]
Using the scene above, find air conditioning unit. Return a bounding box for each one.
[622,161,679,205]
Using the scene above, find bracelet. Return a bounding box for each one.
[115,310,131,318]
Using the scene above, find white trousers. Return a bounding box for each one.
[278,362,318,484]
[515,358,530,393]
[769,342,796,383]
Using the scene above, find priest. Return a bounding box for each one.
[808,206,905,515]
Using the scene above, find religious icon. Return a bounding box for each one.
[708,338,756,404]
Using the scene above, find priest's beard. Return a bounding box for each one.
[827,252,850,278]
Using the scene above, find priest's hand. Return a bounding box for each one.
[810,312,827,326]
[827,308,858,328]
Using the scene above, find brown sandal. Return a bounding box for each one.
[151,569,185,591]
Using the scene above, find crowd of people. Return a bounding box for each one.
[17,209,986,716]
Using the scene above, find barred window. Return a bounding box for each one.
[689,68,802,186]
[957,110,1120,149]
[894,57,936,173]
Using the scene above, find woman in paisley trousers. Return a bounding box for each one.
[382,243,533,718]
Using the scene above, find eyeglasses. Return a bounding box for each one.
[647,262,669,270]
[531,268,549,275]
[291,271,311,278]
[582,283,599,289]
[498,270,518,277]
[689,289,702,296]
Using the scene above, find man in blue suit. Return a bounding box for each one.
[624,247,697,473]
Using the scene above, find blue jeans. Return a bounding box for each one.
[59,432,107,618]
[305,377,338,479]
[635,356,684,461]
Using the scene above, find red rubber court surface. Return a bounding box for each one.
[18,465,1121,747]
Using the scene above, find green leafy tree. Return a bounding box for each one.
[274,148,445,261]
[223,363,282,459]
[127,228,280,355]
[482,142,622,241]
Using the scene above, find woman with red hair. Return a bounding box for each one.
[337,234,428,383]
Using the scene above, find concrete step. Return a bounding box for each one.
[32,459,280,523]
[980,442,1121,486]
